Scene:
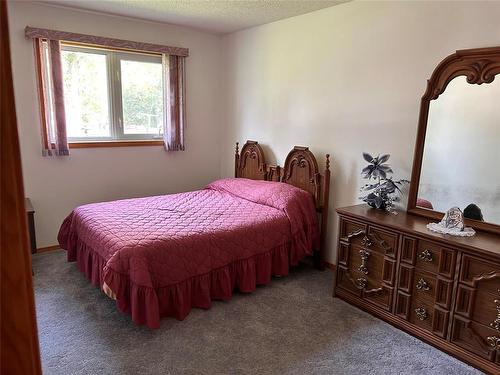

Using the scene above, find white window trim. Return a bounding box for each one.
[59,43,164,142]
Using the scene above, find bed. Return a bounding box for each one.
[58,141,331,328]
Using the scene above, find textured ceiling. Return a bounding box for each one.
[42,0,347,34]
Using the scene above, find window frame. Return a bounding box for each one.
[58,43,165,145]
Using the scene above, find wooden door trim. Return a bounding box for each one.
[0,1,42,373]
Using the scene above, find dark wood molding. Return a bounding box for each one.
[36,245,60,253]
[407,46,500,235]
[1,1,42,373]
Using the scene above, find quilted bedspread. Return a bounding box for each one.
[58,178,318,328]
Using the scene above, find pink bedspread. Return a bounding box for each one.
[58,178,318,328]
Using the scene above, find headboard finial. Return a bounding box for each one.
[235,142,239,156]
[326,154,330,171]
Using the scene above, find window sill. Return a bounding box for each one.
[69,140,164,148]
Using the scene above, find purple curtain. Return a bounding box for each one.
[34,38,69,156]
[163,54,185,151]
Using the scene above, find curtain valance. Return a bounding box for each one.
[25,26,189,57]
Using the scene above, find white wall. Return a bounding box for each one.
[221,1,500,263]
[9,1,500,259]
[8,2,224,247]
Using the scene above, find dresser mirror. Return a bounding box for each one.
[408,47,500,234]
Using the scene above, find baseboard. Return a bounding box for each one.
[324,262,336,272]
[36,245,60,253]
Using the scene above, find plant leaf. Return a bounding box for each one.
[378,165,393,174]
[361,165,374,178]
[361,183,379,191]
[378,154,390,164]
[362,153,373,163]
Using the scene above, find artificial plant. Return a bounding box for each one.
[359,153,409,211]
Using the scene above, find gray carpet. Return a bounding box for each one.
[33,250,480,375]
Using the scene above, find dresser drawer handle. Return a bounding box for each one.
[415,307,428,321]
[358,249,370,275]
[486,336,500,350]
[416,278,430,291]
[361,235,372,247]
[356,277,368,289]
[418,250,433,262]
[490,299,500,331]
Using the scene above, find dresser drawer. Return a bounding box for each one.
[339,218,367,245]
[409,297,449,338]
[365,226,398,257]
[451,315,500,362]
[336,266,394,311]
[350,245,396,283]
[455,282,500,328]
[415,240,456,278]
[460,255,500,294]
[411,270,437,305]
[397,265,454,308]
[339,218,399,258]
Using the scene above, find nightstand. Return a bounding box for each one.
[25,198,36,254]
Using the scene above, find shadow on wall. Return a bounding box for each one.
[259,143,278,166]
[323,157,360,263]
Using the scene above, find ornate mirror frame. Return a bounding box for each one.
[407,46,500,235]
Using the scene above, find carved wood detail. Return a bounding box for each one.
[401,237,417,265]
[342,270,384,294]
[408,46,500,235]
[282,146,322,207]
[235,141,267,180]
[267,165,281,182]
[424,49,500,101]
[341,229,365,242]
[471,271,500,288]
[367,231,395,256]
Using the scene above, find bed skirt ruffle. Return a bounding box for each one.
[63,234,310,329]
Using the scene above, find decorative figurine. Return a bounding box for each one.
[427,206,475,237]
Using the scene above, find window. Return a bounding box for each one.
[28,27,187,155]
[43,43,164,142]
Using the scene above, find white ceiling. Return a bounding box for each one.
[42,0,347,35]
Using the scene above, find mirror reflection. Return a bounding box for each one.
[417,76,500,225]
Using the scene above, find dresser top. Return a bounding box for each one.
[337,204,500,259]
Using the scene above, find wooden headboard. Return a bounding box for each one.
[234,141,267,180]
[282,146,329,210]
[234,140,331,269]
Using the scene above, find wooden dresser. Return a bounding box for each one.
[334,204,500,374]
